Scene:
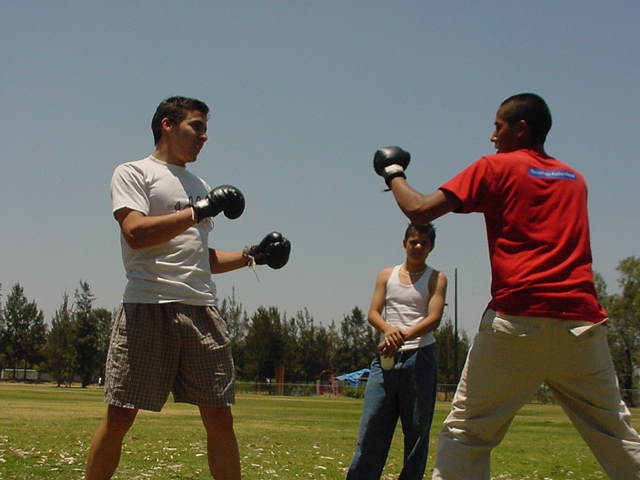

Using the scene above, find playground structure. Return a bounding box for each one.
[315,369,339,396]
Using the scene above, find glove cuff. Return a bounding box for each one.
[242,246,256,267]
[384,169,406,188]
[191,198,211,223]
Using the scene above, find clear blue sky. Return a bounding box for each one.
[1,1,638,336]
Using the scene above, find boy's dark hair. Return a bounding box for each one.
[151,96,210,145]
[500,93,552,144]
[404,223,436,246]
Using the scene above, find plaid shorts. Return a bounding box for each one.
[105,303,235,411]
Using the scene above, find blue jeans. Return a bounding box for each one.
[347,344,437,480]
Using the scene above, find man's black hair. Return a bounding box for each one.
[404,223,436,246]
[151,96,210,145]
[500,93,552,144]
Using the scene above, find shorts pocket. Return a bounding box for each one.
[205,306,231,346]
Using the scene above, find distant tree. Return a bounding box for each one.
[289,308,333,381]
[92,308,113,383]
[23,305,47,373]
[334,306,378,374]
[308,319,341,377]
[44,293,77,386]
[73,281,100,387]
[243,307,286,381]
[218,288,247,344]
[2,283,47,377]
[0,283,7,369]
[598,258,640,406]
[594,271,608,300]
[433,316,470,385]
[323,320,341,371]
[218,289,249,377]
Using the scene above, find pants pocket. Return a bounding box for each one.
[479,310,541,338]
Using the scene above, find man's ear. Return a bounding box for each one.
[160,117,174,136]
[515,119,531,140]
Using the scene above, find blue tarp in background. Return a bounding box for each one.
[336,368,370,386]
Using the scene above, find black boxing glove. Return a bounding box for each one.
[244,232,291,269]
[373,146,411,188]
[192,185,245,223]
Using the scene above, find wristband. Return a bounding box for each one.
[383,165,406,189]
[384,164,404,175]
[242,246,256,267]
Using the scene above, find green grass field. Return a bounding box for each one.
[0,382,627,479]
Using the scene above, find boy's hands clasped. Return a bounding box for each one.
[379,325,405,356]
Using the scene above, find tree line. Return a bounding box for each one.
[0,284,470,387]
[0,281,111,387]
[595,256,640,405]
[218,289,470,384]
[3,256,636,391]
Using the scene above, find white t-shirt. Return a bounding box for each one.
[384,265,436,351]
[110,156,216,305]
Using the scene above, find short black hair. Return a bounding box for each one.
[500,93,552,144]
[151,96,210,145]
[404,223,436,246]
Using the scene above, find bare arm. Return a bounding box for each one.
[403,271,448,341]
[116,207,249,274]
[388,177,461,224]
[115,207,196,249]
[367,268,405,352]
[209,249,248,274]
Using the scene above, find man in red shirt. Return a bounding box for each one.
[373,93,640,479]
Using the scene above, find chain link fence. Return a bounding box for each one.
[4,372,639,407]
[235,380,640,407]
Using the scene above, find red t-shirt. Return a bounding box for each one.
[440,149,606,322]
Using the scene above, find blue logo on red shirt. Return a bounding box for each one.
[529,167,576,180]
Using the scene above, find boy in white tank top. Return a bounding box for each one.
[346,223,448,480]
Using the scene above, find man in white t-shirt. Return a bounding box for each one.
[346,223,447,480]
[85,96,290,480]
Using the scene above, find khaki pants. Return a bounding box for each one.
[432,310,640,480]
